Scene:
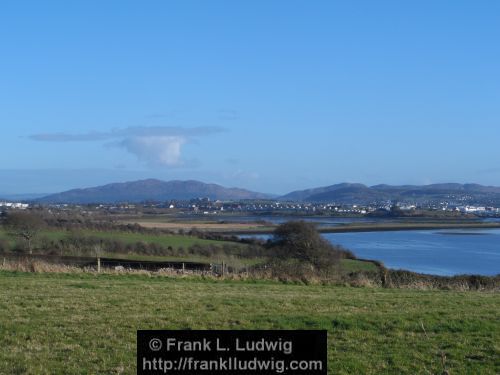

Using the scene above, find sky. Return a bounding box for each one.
[1,1,499,195]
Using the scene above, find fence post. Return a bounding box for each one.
[182,262,185,274]
[222,261,225,277]
[97,257,101,273]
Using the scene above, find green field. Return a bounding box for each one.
[0,271,498,374]
[340,258,378,272]
[0,228,378,270]
[97,252,267,268]
[0,228,231,248]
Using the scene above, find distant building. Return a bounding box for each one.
[0,202,29,209]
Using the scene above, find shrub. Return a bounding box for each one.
[269,221,343,270]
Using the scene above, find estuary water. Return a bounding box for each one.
[242,229,500,276]
[324,229,500,276]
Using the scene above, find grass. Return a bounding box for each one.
[340,258,379,272]
[54,229,231,247]
[0,228,237,248]
[1,228,374,270]
[0,227,266,268]
[0,271,498,374]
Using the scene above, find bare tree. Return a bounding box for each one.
[5,211,46,254]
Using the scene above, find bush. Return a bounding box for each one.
[269,221,343,270]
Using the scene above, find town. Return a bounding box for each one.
[2,198,499,217]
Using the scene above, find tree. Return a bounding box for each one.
[390,204,404,217]
[5,211,46,254]
[271,221,342,270]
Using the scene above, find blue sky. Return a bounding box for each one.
[1,1,499,195]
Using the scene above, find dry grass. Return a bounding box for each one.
[0,259,249,281]
[2,259,499,292]
[121,220,271,231]
[0,259,84,274]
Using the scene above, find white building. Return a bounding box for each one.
[0,202,29,209]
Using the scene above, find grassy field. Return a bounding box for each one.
[0,228,257,268]
[0,228,263,269]
[118,216,500,234]
[0,228,236,249]
[121,219,274,232]
[98,252,267,267]
[0,271,498,374]
[340,258,378,272]
[0,228,379,271]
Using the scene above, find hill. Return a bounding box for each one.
[280,183,500,204]
[37,179,271,204]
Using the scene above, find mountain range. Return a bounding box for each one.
[36,179,271,204]
[33,179,500,204]
[279,183,500,204]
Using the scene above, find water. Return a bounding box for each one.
[240,229,500,276]
[325,230,500,276]
[190,213,500,228]
[187,214,382,227]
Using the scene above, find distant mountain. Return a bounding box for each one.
[279,183,500,204]
[279,183,372,202]
[37,179,271,204]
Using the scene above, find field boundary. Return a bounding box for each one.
[0,253,212,271]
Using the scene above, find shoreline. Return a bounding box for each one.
[219,222,500,235]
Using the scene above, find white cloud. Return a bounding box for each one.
[119,136,186,167]
[28,126,226,168]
